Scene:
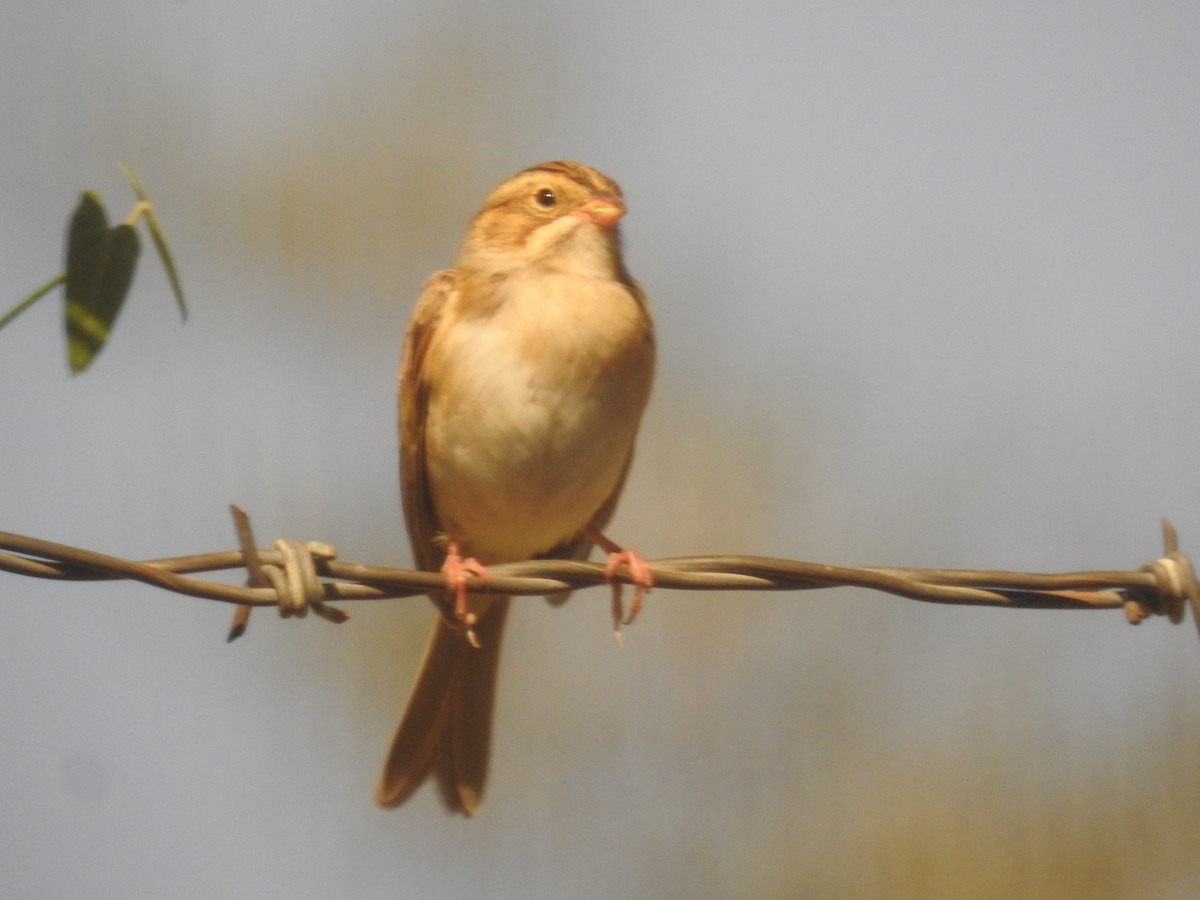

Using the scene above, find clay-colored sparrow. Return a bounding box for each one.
[375,161,655,814]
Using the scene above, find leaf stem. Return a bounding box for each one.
[0,272,66,332]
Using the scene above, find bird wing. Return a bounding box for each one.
[398,269,457,574]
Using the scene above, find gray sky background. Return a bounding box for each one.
[2,3,1199,897]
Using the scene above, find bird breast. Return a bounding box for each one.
[423,270,653,563]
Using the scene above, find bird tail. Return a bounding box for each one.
[374,598,510,815]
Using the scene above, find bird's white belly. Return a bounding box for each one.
[423,276,651,563]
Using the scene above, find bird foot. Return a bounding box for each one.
[441,540,490,648]
[583,527,653,644]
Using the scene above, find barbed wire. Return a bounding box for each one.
[2,506,1197,644]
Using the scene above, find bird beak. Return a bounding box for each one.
[575,194,626,229]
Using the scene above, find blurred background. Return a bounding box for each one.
[3,2,1199,897]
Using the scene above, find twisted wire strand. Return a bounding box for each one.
[1,509,1196,642]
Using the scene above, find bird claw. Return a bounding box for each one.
[582,526,652,643]
[441,540,490,645]
[603,547,653,643]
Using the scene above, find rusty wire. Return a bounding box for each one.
[1,506,1198,643]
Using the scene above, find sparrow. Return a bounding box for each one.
[374,161,655,814]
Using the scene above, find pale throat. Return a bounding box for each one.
[523,218,622,280]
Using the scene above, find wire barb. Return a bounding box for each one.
[1128,519,1200,638]
[226,506,347,638]
[0,513,1196,645]
[227,504,262,641]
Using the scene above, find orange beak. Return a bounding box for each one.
[575,194,626,229]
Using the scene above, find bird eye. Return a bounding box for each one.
[534,188,557,208]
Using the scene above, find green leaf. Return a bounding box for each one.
[117,161,187,321]
[64,193,142,374]
[65,191,109,303]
